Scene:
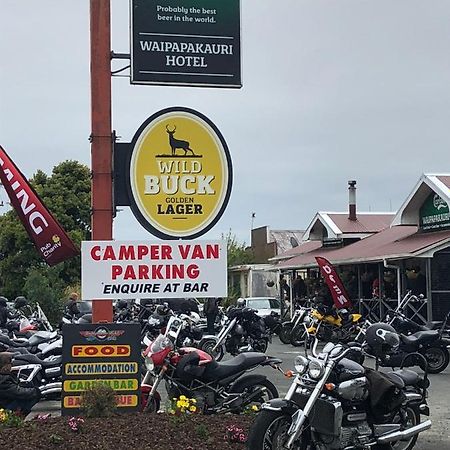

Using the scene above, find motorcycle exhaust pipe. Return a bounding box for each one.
[377,420,431,444]
[41,387,62,397]
[40,382,62,394]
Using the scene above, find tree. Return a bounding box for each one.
[222,230,254,267]
[223,231,254,305]
[0,160,90,320]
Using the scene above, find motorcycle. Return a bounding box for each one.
[140,304,173,342]
[248,337,431,450]
[0,330,62,357]
[263,311,283,338]
[385,292,450,337]
[305,305,363,344]
[204,307,271,361]
[359,302,450,374]
[378,321,450,374]
[279,306,311,345]
[11,353,62,400]
[142,316,282,414]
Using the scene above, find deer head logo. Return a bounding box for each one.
[166,125,195,156]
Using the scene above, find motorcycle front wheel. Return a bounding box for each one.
[290,325,306,347]
[247,410,311,450]
[423,346,449,374]
[254,338,269,353]
[142,393,161,413]
[200,338,225,361]
[279,323,293,344]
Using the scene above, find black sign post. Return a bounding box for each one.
[131,0,241,87]
[61,323,141,415]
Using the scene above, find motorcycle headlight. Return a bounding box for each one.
[145,356,154,372]
[308,360,324,379]
[294,355,309,374]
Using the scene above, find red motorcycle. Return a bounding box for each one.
[142,316,282,413]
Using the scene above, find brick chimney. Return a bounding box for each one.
[348,180,357,221]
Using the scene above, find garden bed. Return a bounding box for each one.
[0,413,254,450]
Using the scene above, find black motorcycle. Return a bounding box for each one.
[248,336,431,450]
[207,307,271,361]
[140,304,173,342]
[372,308,450,374]
[263,311,283,336]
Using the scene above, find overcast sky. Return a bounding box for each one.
[1,0,450,245]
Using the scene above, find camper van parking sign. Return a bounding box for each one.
[127,107,232,239]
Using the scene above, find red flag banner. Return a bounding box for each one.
[0,145,79,266]
[315,256,352,309]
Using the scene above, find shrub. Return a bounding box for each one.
[0,409,24,428]
[196,423,209,439]
[49,433,65,445]
[80,383,117,418]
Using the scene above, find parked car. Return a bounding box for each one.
[242,297,281,317]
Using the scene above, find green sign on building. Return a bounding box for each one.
[131,0,241,88]
[419,192,450,231]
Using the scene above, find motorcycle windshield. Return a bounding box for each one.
[147,334,173,355]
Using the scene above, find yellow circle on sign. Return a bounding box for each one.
[129,108,232,239]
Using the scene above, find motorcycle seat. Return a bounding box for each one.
[6,347,31,355]
[384,372,405,388]
[13,353,62,368]
[426,321,445,330]
[203,352,268,381]
[388,369,420,386]
[401,330,439,346]
[0,335,29,348]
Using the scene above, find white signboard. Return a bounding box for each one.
[81,240,227,299]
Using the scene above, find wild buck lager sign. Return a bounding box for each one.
[124,107,232,239]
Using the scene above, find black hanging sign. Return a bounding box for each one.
[130,0,241,88]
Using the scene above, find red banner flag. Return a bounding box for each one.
[315,256,352,309]
[0,145,79,266]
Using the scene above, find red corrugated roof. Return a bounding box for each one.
[278,226,450,268]
[270,240,322,261]
[437,175,450,190]
[327,213,394,233]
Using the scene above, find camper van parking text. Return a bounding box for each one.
[90,243,220,295]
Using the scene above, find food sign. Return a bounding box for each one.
[62,323,141,415]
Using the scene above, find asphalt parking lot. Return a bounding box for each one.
[32,337,450,449]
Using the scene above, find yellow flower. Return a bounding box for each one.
[191,399,197,404]
[189,406,197,412]
[251,405,259,412]
[179,395,187,401]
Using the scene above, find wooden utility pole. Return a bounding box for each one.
[90,0,113,323]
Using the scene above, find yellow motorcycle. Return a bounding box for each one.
[305,306,363,344]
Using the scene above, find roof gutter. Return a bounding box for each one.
[383,258,401,304]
